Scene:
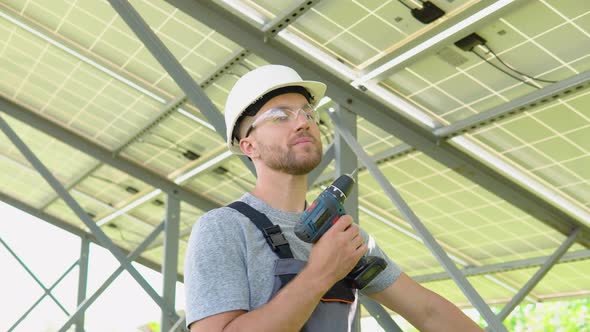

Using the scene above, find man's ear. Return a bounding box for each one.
[239,137,258,158]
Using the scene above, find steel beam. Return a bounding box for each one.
[435,70,590,139]
[328,109,507,331]
[58,222,165,332]
[0,97,220,212]
[76,238,90,332]
[162,0,590,247]
[415,249,590,283]
[106,0,256,176]
[496,228,580,322]
[332,105,362,331]
[334,105,359,223]
[199,50,251,90]
[261,0,321,39]
[0,114,178,322]
[161,194,181,332]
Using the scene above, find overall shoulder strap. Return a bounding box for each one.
[227,201,294,259]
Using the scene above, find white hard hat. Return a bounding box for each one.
[224,64,327,154]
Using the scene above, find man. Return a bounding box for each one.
[184,65,484,331]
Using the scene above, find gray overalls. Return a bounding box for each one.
[228,201,359,332]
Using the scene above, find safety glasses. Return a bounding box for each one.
[244,103,319,138]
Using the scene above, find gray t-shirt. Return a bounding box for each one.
[184,193,401,326]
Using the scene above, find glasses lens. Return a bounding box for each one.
[301,104,318,123]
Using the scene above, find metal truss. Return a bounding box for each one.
[1,1,588,331]
[163,0,590,249]
[0,114,180,327]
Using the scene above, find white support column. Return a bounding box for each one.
[75,237,90,332]
[333,105,404,332]
[333,105,360,331]
[161,194,181,331]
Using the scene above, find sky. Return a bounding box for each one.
[0,200,186,332]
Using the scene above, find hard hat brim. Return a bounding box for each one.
[227,80,327,155]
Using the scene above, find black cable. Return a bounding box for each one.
[473,49,539,89]
[90,174,120,186]
[483,44,558,84]
[138,133,201,160]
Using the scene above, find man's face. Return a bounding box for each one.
[241,92,323,175]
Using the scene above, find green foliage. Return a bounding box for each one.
[477,297,589,331]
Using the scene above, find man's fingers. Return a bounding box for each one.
[332,214,353,231]
[353,233,365,249]
[356,243,368,256]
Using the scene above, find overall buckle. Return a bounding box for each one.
[263,225,288,251]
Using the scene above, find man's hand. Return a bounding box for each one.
[304,215,368,290]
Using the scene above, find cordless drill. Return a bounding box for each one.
[295,171,387,289]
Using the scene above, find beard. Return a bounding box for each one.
[258,138,322,175]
